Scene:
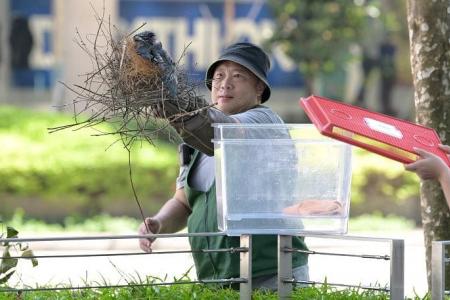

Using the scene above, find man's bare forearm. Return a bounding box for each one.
[153,197,191,234]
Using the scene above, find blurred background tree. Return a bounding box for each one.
[266,0,409,102]
[267,0,370,95]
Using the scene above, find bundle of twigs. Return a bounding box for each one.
[49,10,210,147]
[49,8,212,228]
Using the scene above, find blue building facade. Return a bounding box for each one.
[8,0,303,90]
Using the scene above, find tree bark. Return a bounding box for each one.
[407,0,450,290]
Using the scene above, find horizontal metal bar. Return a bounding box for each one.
[288,279,389,292]
[0,233,406,244]
[5,247,248,259]
[285,247,390,260]
[298,233,398,243]
[0,232,226,243]
[0,278,247,293]
[6,252,152,259]
[202,247,248,253]
[435,241,450,246]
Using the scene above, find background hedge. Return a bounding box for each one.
[0,106,421,224]
[0,106,179,221]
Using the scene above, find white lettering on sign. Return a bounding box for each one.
[130,17,220,69]
[129,17,296,72]
[364,117,403,139]
[24,12,299,75]
[190,19,220,68]
[29,15,55,68]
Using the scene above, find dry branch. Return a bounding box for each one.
[49,11,212,230]
[50,14,210,147]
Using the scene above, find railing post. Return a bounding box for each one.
[240,234,252,300]
[278,235,293,300]
[390,239,404,300]
[431,241,445,300]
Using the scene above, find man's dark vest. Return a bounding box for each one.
[184,150,308,280]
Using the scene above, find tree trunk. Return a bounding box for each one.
[304,77,314,96]
[407,0,450,290]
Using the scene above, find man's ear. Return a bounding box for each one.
[256,80,265,98]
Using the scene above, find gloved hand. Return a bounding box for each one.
[153,100,185,121]
[176,111,214,155]
[153,95,209,122]
[133,31,178,99]
[174,108,235,156]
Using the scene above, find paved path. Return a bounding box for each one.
[5,229,427,297]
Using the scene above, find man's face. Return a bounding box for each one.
[211,61,265,114]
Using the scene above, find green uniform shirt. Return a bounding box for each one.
[185,150,308,280]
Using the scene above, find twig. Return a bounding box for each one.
[51,10,209,232]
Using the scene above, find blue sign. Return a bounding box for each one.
[119,0,303,87]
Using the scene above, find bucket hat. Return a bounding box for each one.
[205,42,271,102]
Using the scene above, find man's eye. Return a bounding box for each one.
[214,73,223,79]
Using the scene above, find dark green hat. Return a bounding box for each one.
[205,42,271,102]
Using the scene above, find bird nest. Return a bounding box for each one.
[50,16,210,147]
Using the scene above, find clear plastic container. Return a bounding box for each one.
[213,124,352,236]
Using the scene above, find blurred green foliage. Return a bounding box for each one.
[351,148,421,223]
[0,219,38,285]
[352,148,419,203]
[0,106,422,224]
[266,0,410,94]
[3,209,414,234]
[266,0,369,94]
[5,209,142,233]
[0,106,179,221]
[349,213,415,231]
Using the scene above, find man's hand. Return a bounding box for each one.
[133,31,177,98]
[405,145,450,181]
[138,217,161,253]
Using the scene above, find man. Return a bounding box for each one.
[138,41,309,289]
[405,144,450,209]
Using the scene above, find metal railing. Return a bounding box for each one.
[0,232,249,293]
[432,240,450,300]
[0,232,405,300]
[277,234,404,300]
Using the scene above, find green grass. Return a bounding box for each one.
[2,210,416,235]
[4,210,141,234]
[0,283,439,299]
[348,213,416,232]
[0,284,405,300]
